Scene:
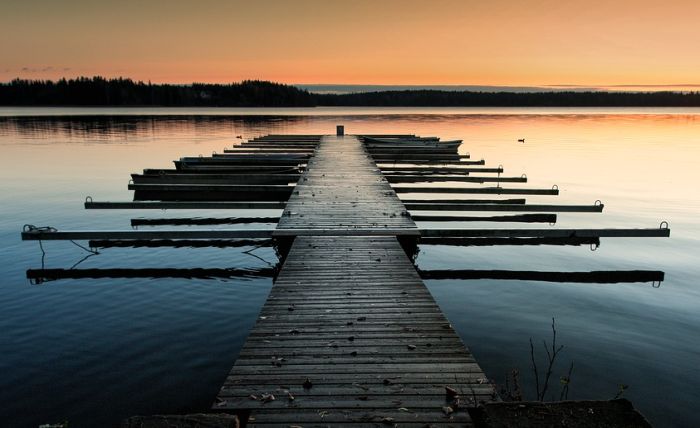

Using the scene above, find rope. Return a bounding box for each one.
[70,240,100,255]
[243,244,276,267]
[23,224,57,233]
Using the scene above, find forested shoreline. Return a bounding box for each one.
[2,77,699,107]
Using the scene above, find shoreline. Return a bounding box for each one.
[3,105,700,117]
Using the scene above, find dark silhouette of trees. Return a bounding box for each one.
[1,76,699,107]
[314,89,700,107]
[0,77,315,107]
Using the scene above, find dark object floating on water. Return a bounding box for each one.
[26,267,275,284]
[518,138,525,143]
[419,269,664,284]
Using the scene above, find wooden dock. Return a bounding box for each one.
[20,130,671,427]
[276,136,416,232]
[215,135,495,426]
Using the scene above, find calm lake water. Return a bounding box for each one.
[1,107,699,427]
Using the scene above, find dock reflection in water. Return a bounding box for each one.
[1,109,698,428]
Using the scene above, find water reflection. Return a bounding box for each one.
[27,267,275,284]
[0,115,313,143]
[1,110,699,428]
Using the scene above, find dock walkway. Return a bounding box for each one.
[216,136,495,426]
[276,135,416,232]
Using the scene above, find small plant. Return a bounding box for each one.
[500,368,523,401]
[529,317,572,401]
[613,383,629,399]
[498,317,576,402]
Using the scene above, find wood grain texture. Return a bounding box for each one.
[215,236,495,426]
[276,136,418,232]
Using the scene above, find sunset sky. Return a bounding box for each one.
[2,0,699,87]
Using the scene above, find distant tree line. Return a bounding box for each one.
[0,77,315,107]
[1,76,699,107]
[315,89,700,107]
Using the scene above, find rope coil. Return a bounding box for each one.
[23,224,57,233]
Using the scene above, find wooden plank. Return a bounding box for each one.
[394,186,559,195]
[214,235,494,425]
[84,201,286,209]
[212,153,312,159]
[276,135,418,232]
[22,229,274,240]
[224,146,315,155]
[127,184,295,193]
[387,175,526,183]
[272,229,421,237]
[405,203,603,212]
[419,269,665,283]
[402,198,526,204]
[418,237,599,247]
[27,267,274,282]
[418,227,671,238]
[411,214,557,223]
[180,155,307,162]
[370,154,471,160]
[130,217,279,226]
[88,239,272,248]
[131,173,300,185]
[21,227,424,240]
[147,166,304,173]
[380,165,496,172]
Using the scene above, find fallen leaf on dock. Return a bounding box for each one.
[445,386,458,398]
[260,393,275,403]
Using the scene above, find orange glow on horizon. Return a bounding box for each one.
[2,0,699,86]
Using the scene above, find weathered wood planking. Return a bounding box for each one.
[276,135,418,232]
[215,236,495,426]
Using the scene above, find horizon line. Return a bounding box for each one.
[3,77,700,88]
